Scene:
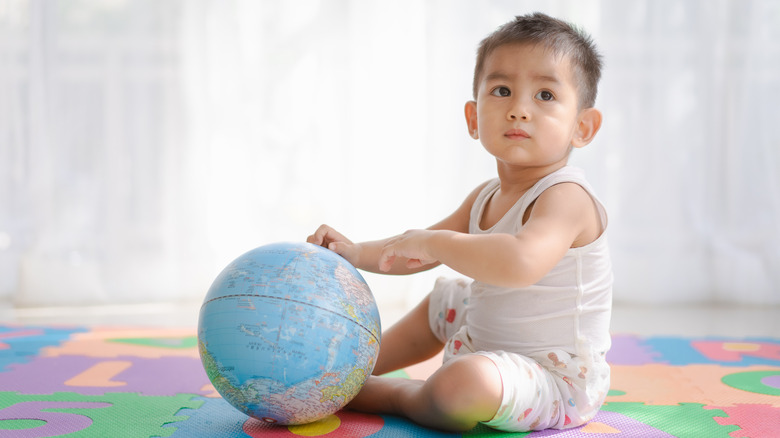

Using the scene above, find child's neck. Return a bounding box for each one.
[495,161,568,196]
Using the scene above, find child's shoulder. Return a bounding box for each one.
[464,178,499,206]
[532,180,604,248]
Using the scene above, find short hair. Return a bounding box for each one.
[472,12,603,108]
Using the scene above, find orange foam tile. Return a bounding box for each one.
[65,360,132,388]
[200,382,221,398]
[42,328,199,359]
[608,364,780,408]
[608,364,705,405]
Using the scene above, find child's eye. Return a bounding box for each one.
[535,90,554,101]
[490,86,511,97]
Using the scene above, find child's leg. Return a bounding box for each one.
[350,354,503,432]
[373,294,444,376]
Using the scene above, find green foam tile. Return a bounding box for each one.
[601,402,741,438]
[0,391,203,437]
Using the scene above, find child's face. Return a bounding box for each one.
[468,43,587,172]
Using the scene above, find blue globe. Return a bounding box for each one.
[198,242,381,425]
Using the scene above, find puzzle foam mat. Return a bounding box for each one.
[1,325,778,437]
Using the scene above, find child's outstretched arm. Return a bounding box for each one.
[307,182,489,275]
[307,225,423,274]
[378,182,602,288]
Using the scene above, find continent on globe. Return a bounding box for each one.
[198,242,381,425]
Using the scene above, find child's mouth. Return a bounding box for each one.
[505,129,530,140]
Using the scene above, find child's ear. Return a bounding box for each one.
[572,108,602,148]
[464,101,479,139]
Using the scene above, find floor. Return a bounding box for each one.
[609,302,780,337]
[1,300,778,338]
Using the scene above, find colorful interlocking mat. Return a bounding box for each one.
[1,325,779,437]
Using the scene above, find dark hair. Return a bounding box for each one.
[472,12,602,108]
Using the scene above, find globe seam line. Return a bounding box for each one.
[201,293,380,344]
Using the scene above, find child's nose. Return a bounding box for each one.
[507,98,530,121]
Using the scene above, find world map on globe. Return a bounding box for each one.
[198,242,381,425]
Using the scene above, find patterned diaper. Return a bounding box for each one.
[428,277,610,432]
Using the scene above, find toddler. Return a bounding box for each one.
[308,12,612,433]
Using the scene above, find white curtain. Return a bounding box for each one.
[1,0,778,308]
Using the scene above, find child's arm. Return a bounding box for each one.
[307,228,424,274]
[378,182,601,288]
[307,182,489,275]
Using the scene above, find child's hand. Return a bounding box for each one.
[307,224,361,267]
[378,230,437,272]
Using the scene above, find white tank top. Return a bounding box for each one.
[466,166,613,357]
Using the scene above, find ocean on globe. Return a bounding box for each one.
[198,242,381,425]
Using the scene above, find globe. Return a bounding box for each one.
[197,242,381,425]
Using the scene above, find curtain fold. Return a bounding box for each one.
[1,0,778,306]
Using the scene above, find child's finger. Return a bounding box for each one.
[328,241,348,256]
[406,258,423,269]
[378,250,395,272]
[307,224,329,246]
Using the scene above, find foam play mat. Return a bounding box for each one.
[1,325,778,437]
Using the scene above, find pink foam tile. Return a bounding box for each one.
[707,404,780,438]
[693,341,780,363]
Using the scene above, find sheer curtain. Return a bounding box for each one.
[1,0,778,308]
[592,1,780,303]
[0,0,207,305]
